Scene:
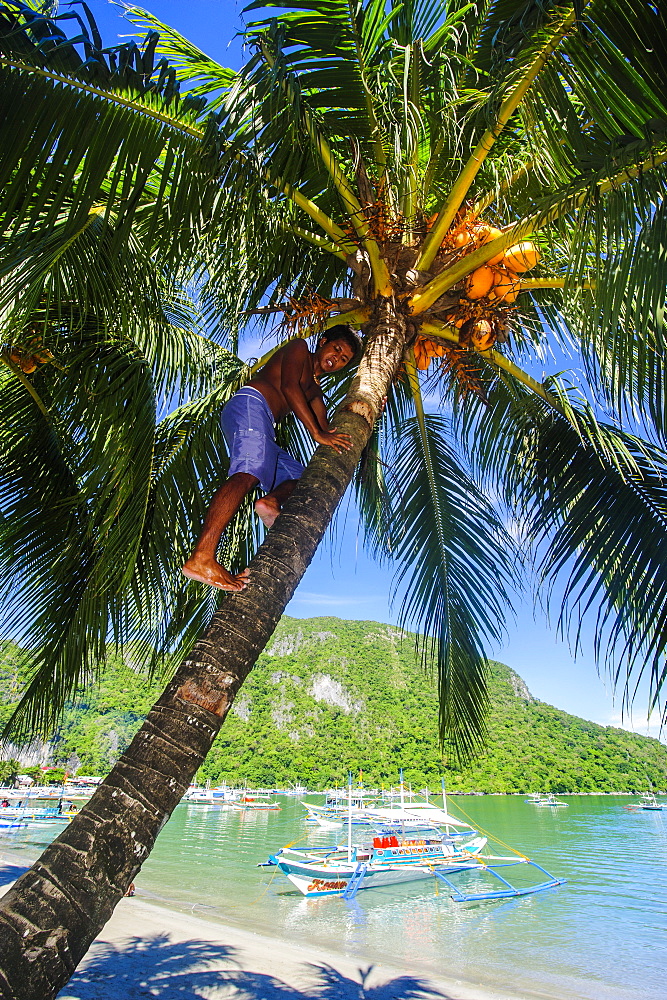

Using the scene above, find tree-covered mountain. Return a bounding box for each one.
[2,617,665,793]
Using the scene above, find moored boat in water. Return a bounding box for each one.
[267,830,488,896]
[265,828,565,901]
[303,787,377,825]
[230,791,281,811]
[304,777,477,835]
[184,783,240,804]
[536,794,568,808]
[625,791,664,811]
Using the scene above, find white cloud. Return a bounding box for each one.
[291,591,381,608]
[602,710,666,744]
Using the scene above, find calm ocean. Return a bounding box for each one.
[2,794,664,999]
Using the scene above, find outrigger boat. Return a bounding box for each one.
[305,777,477,836]
[184,783,240,804]
[353,803,477,836]
[536,794,568,808]
[0,790,79,825]
[274,776,566,900]
[525,793,568,807]
[303,788,377,826]
[264,830,565,901]
[229,791,281,811]
[265,830,485,896]
[625,792,664,811]
[0,818,27,830]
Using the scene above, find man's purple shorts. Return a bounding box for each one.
[220,387,305,493]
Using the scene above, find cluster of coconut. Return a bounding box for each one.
[413,218,540,369]
[458,224,540,305]
[5,332,55,374]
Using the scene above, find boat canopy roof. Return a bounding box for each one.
[367,805,471,828]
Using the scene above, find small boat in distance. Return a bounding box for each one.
[229,791,281,811]
[184,783,240,804]
[625,792,664,811]
[526,793,568,807]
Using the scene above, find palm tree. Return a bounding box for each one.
[2,0,667,995]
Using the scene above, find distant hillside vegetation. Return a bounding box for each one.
[1,617,665,792]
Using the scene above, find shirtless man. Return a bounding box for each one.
[182,325,361,591]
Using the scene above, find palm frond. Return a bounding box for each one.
[1,346,251,740]
[361,365,517,760]
[0,331,156,739]
[459,375,667,721]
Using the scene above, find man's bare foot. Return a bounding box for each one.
[182,557,250,591]
[254,496,281,528]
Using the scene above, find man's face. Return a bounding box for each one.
[316,336,355,374]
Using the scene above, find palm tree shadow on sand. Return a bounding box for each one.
[56,934,452,999]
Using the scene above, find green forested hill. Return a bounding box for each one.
[1,617,665,792]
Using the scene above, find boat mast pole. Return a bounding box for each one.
[442,777,449,838]
[347,772,353,863]
[400,769,405,811]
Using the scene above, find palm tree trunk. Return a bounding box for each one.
[0,298,407,1000]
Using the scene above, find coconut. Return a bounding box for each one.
[466,265,495,300]
[471,320,495,351]
[453,229,472,248]
[413,340,431,369]
[503,241,540,273]
[477,224,505,265]
[490,269,520,303]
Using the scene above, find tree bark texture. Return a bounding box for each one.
[0,299,407,1000]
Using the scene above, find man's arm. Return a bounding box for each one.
[280,342,351,453]
[280,341,328,436]
[310,394,332,432]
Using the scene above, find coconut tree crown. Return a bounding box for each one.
[132,0,667,746]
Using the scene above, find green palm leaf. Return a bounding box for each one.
[387,412,517,759]
[459,374,667,718]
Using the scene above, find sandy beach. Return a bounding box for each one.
[1,866,535,1000]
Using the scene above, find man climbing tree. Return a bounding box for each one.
[182,326,359,591]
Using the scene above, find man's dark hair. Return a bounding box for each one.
[320,324,362,362]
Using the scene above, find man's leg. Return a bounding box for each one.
[254,478,299,528]
[182,472,259,590]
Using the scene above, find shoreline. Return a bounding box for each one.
[0,867,551,1000]
[57,891,550,1000]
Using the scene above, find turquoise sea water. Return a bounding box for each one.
[2,794,665,999]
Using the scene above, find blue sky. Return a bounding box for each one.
[82,1,664,742]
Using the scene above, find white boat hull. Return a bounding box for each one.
[280,857,483,897]
[273,834,488,897]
